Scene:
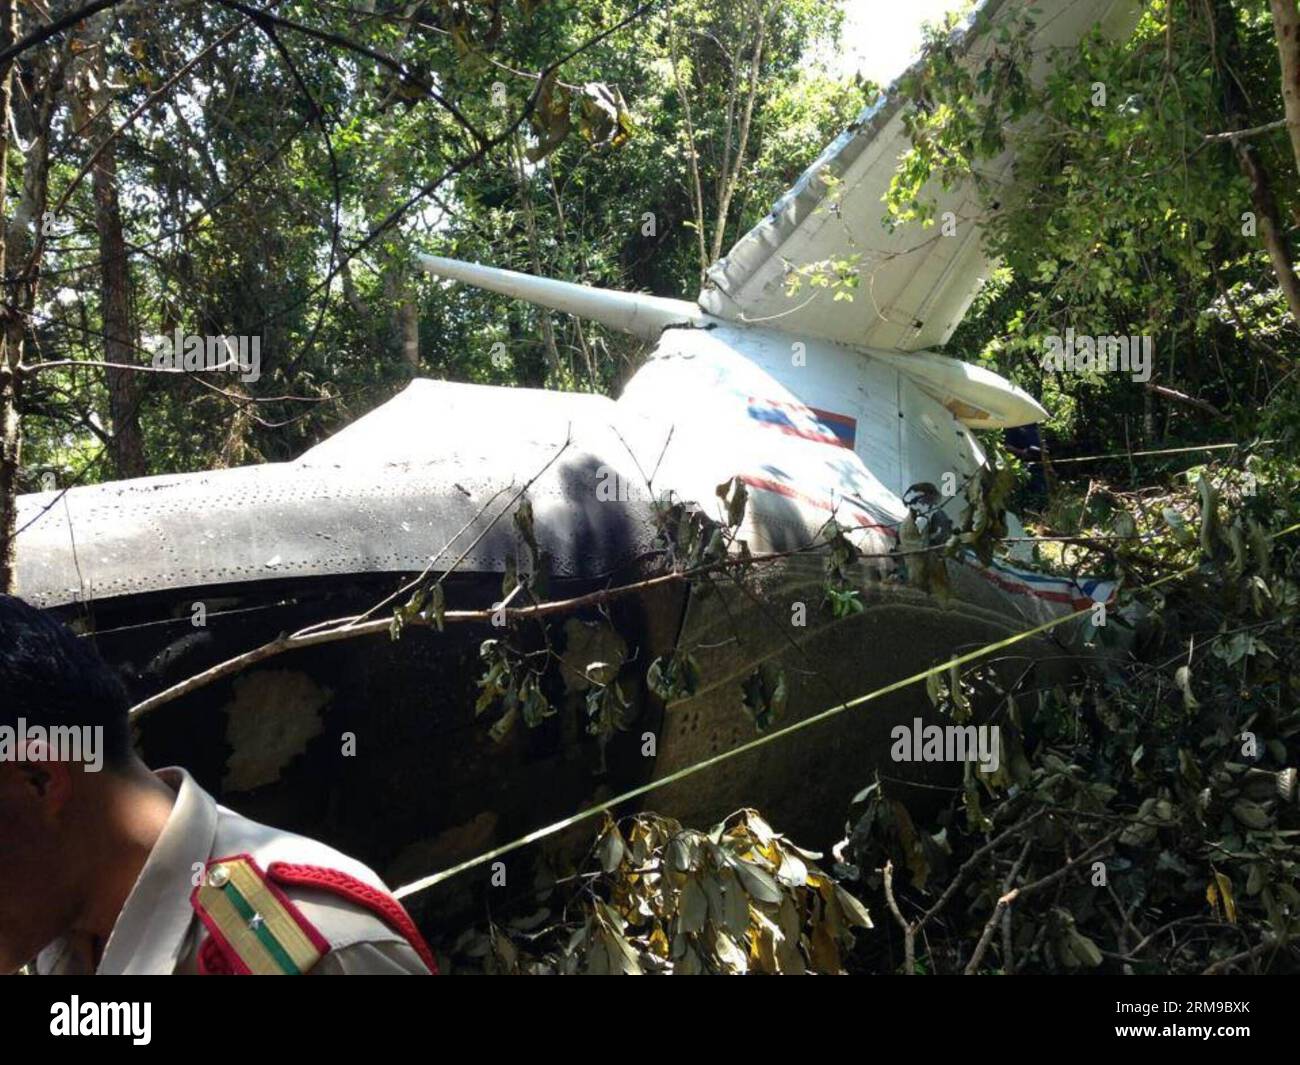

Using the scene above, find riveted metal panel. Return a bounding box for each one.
[15,446,660,608]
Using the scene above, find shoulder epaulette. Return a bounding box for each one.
[268,861,438,973]
[191,854,330,975]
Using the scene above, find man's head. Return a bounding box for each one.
[0,595,135,970]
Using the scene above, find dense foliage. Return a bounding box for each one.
[11,0,865,486]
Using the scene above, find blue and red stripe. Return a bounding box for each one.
[746,397,857,449]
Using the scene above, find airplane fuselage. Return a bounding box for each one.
[615,320,988,553]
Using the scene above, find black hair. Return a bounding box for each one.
[0,595,132,768]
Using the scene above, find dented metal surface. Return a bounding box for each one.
[15,439,662,608]
[649,555,1072,840]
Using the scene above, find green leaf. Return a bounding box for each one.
[740,663,787,732]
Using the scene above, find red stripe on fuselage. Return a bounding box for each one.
[739,475,895,536]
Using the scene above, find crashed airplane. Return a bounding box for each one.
[13,0,1138,928]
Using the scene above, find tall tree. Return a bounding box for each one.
[0,0,20,592]
[79,20,146,477]
[1269,0,1300,177]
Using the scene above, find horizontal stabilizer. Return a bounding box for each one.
[418,254,705,341]
[869,348,1047,428]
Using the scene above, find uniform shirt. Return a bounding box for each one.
[35,767,431,975]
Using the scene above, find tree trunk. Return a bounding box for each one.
[709,4,767,264]
[669,32,710,282]
[0,0,19,593]
[380,265,420,374]
[399,295,419,372]
[514,136,561,377]
[1236,139,1300,323]
[93,140,146,478]
[1214,0,1300,325]
[1269,0,1300,179]
[0,336,20,595]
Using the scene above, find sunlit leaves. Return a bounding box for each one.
[577,82,636,151]
[453,809,871,974]
[526,72,573,161]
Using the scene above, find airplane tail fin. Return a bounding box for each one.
[418,255,705,341]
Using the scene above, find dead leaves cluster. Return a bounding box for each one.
[527,74,636,162]
[454,809,872,974]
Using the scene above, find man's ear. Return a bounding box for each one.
[16,740,74,812]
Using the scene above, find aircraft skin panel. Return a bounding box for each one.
[301,378,617,465]
[613,324,994,554]
[698,0,1140,350]
[13,432,664,609]
[11,353,933,610]
[899,377,984,499]
[880,207,991,351]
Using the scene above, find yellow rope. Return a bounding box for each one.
[1047,439,1274,465]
